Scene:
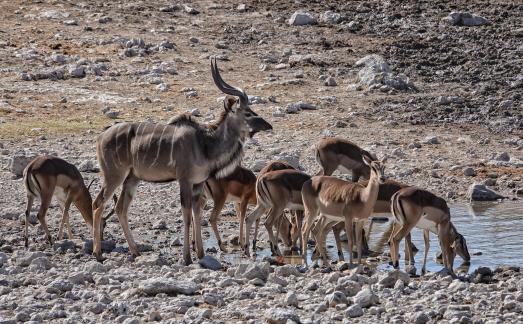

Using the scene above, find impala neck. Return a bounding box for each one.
[361,169,380,204]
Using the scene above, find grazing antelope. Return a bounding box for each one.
[23,156,95,246]
[244,168,311,257]
[389,187,470,275]
[315,137,376,180]
[91,59,272,264]
[311,179,409,264]
[301,156,387,266]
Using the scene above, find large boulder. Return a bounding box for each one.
[8,151,37,177]
[288,11,316,26]
[467,183,506,201]
[443,12,490,26]
[351,54,416,91]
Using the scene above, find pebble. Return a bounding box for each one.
[353,287,379,308]
[463,167,476,177]
[324,76,337,86]
[198,255,222,271]
[346,304,364,318]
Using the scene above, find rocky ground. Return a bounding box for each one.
[1,0,523,323]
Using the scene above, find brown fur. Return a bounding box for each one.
[259,160,296,175]
[398,186,449,214]
[312,176,364,203]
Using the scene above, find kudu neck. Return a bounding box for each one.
[207,112,243,159]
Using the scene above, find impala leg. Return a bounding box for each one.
[301,206,318,266]
[344,217,354,265]
[244,205,265,256]
[252,218,261,252]
[191,183,204,259]
[318,221,332,266]
[422,229,430,275]
[24,195,34,248]
[391,224,415,270]
[65,195,74,240]
[355,220,363,264]
[58,203,65,241]
[179,180,194,265]
[209,196,227,252]
[238,200,249,248]
[115,175,141,259]
[439,223,456,276]
[92,174,126,262]
[404,233,413,266]
[265,207,284,256]
[36,192,53,247]
[332,222,345,262]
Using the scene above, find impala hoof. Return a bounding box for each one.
[94,253,106,263]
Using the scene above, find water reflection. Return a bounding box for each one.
[206,201,523,274]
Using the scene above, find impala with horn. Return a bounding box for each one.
[91,59,272,265]
[389,186,470,275]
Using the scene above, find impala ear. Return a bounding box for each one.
[362,155,373,166]
[223,95,238,112]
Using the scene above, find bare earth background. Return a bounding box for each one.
[0,1,522,323]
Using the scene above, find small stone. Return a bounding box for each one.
[190,108,201,116]
[424,136,440,144]
[274,264,301,277]
[378,270,410,288]
[237,4,247,12]
[347,20,362,31]
[463,167,476,177]
[324,76,337,86]
[198,255,222,271]
[289,11,316,26]
[156,83,169,92]
[84,261,108,273]
[320,10,342,24]
[83,239,116,254]
[496,152,510,161]
[285,291,298,307]
[152,220,167,230]
[346,304,364,318]
[353,287,379,308]
[104,111,119,119]
[443,12,490,26]
[468,183,506,201]
[29,256,54,271]
[149,310,162,321]
[264,307,300,324]
[189,36,199,43]
[182,4,199,15]
[139,278,197,296]
[326,291,347,307]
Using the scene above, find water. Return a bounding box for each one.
[207,201,523,273]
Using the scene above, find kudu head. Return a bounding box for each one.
[363,155,387,184]
[211,59,272,138]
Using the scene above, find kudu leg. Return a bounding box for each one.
[115,175,141,259]
[24,194,35,248]
[179,180,195,265]
[191,183,204,259]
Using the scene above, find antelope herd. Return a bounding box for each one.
[21,59,470,276]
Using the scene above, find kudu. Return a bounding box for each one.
[389,187,470,275]
[23,156,114,246]
[301,156,387,266]
[315,137,376,180]
[91,59,272,265]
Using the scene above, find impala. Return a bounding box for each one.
[301,156,386,265]
[389,186,470,275]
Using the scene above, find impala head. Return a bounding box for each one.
[211,59,272,138]
[363,155,387,184]
[452,232,470,263]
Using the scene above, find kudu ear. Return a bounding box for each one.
[223,95,238,113]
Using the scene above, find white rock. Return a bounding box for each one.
[320,11,342,24]
[353,287,379,308]
[346,304,364,318]
[289,11,317,26]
